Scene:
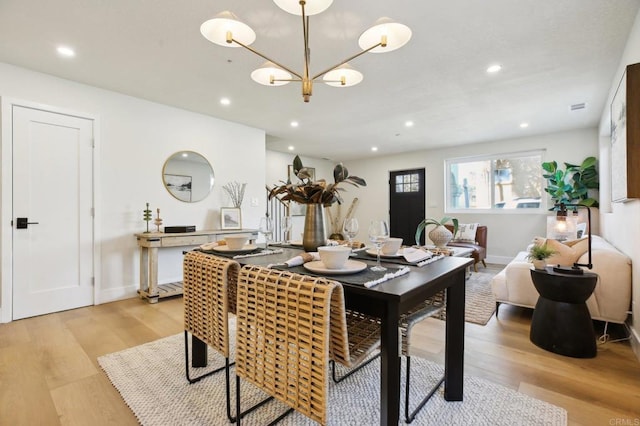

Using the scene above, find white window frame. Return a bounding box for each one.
[444,150,547,214]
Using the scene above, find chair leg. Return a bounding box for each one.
[495,302,501,318]
[184,331,228,384]
[330,352,381,383]
[481,259,487,268]
[473,262,478,272]
[184,331,273,423]
[404,356,444,423]
[235,373,293,426]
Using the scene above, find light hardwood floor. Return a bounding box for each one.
[1,293,639,425]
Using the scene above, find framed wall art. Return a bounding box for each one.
[611,62,640,202]
[221,207,242,230]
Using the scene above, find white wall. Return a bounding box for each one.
[0,62,266,321]
[597,8,640,359]
[345,128,599,265]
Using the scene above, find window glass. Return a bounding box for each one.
[395,173,420,193]
[446,151,544,211]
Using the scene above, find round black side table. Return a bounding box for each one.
[529,267,598,358]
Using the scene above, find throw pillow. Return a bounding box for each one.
[454,223,479,243]
[533,237,588,266]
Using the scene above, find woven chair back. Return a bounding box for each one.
[183,251,240,358]
[236,265,352,425]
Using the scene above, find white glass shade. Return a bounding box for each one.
[358,18,412,53]
[273,0,333,16]
[200,12,256,47]
[322,64,363,87]
[547,216,578,242]
[251,62,293,86]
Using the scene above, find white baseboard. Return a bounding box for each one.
[630,324,640,362]
[97,284,139,304]
[486,255,513,266]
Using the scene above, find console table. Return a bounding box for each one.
[135,229,257,303]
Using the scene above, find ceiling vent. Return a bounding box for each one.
[570,102,586,111]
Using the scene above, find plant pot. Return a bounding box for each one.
[429,225,453,248]
[303,204,327,252]
[532,259,547,270]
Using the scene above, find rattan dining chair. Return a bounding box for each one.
[328,290,446,424]
[183,251,271,423]
[234,265,379,426]
[400,291,446,423]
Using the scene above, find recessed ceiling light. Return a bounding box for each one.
[220,97,230,106]
[405,121,414,127]
[290,121,299,127]
[520,122,529,128]
[371,147,378,152]
[56,46,75,58]
[486,64,502,73]
[181,152,189,157]
[288,145,295,151]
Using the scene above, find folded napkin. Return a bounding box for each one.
[402,247,432,263]
[364,266,411,288]
[199,241,224,250]
[266,252,319,269]
[283,252,320,266]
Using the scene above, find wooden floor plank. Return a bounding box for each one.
[0,294,638,425]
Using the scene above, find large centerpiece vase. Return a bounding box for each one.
[303,203,327,252]
[429,225,453,248]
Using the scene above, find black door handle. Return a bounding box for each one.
[16,217,39,229]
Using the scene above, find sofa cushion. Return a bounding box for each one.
[454,223,479,243]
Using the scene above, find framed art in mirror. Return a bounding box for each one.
[221,207,242,230]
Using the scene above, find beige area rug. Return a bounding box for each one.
[461,265,501,325]
[98,333,566,426]
[438,265,501,326]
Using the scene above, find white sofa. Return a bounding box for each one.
[491,235,632,324]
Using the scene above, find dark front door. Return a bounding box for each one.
[389,168,426,245]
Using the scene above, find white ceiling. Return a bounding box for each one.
[0,0,638,161]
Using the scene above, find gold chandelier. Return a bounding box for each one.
[200,0,411,102]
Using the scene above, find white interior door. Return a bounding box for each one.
[12,105,94,320]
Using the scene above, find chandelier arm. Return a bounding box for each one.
[230,37,303,80]
[311,42,382,81]
[302,9,311,81]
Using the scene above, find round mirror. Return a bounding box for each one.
[162,151,214,202]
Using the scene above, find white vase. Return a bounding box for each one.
[532,259,547,270]
[429,225,453,248]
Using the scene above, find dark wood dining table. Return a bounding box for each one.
[191,247,470,425]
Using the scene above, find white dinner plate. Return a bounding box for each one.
[303,260,367,275]
[211,244,258,254]
[365,248,404,258]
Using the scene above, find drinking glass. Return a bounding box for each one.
[281,216,293,243]
[258,217,273,250]
[368,219,389,271]
[342,218,359,247]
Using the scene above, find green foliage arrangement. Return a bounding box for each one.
[542,156,599,207]
[268,155,366,206]
[415,217,459,245]
[526,243,557,261]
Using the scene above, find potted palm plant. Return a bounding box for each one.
[415,217,459,248]
[527,243,557,270]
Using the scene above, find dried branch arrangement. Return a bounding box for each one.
[223,181,247,207]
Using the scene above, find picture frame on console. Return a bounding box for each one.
[221,207,241,230]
